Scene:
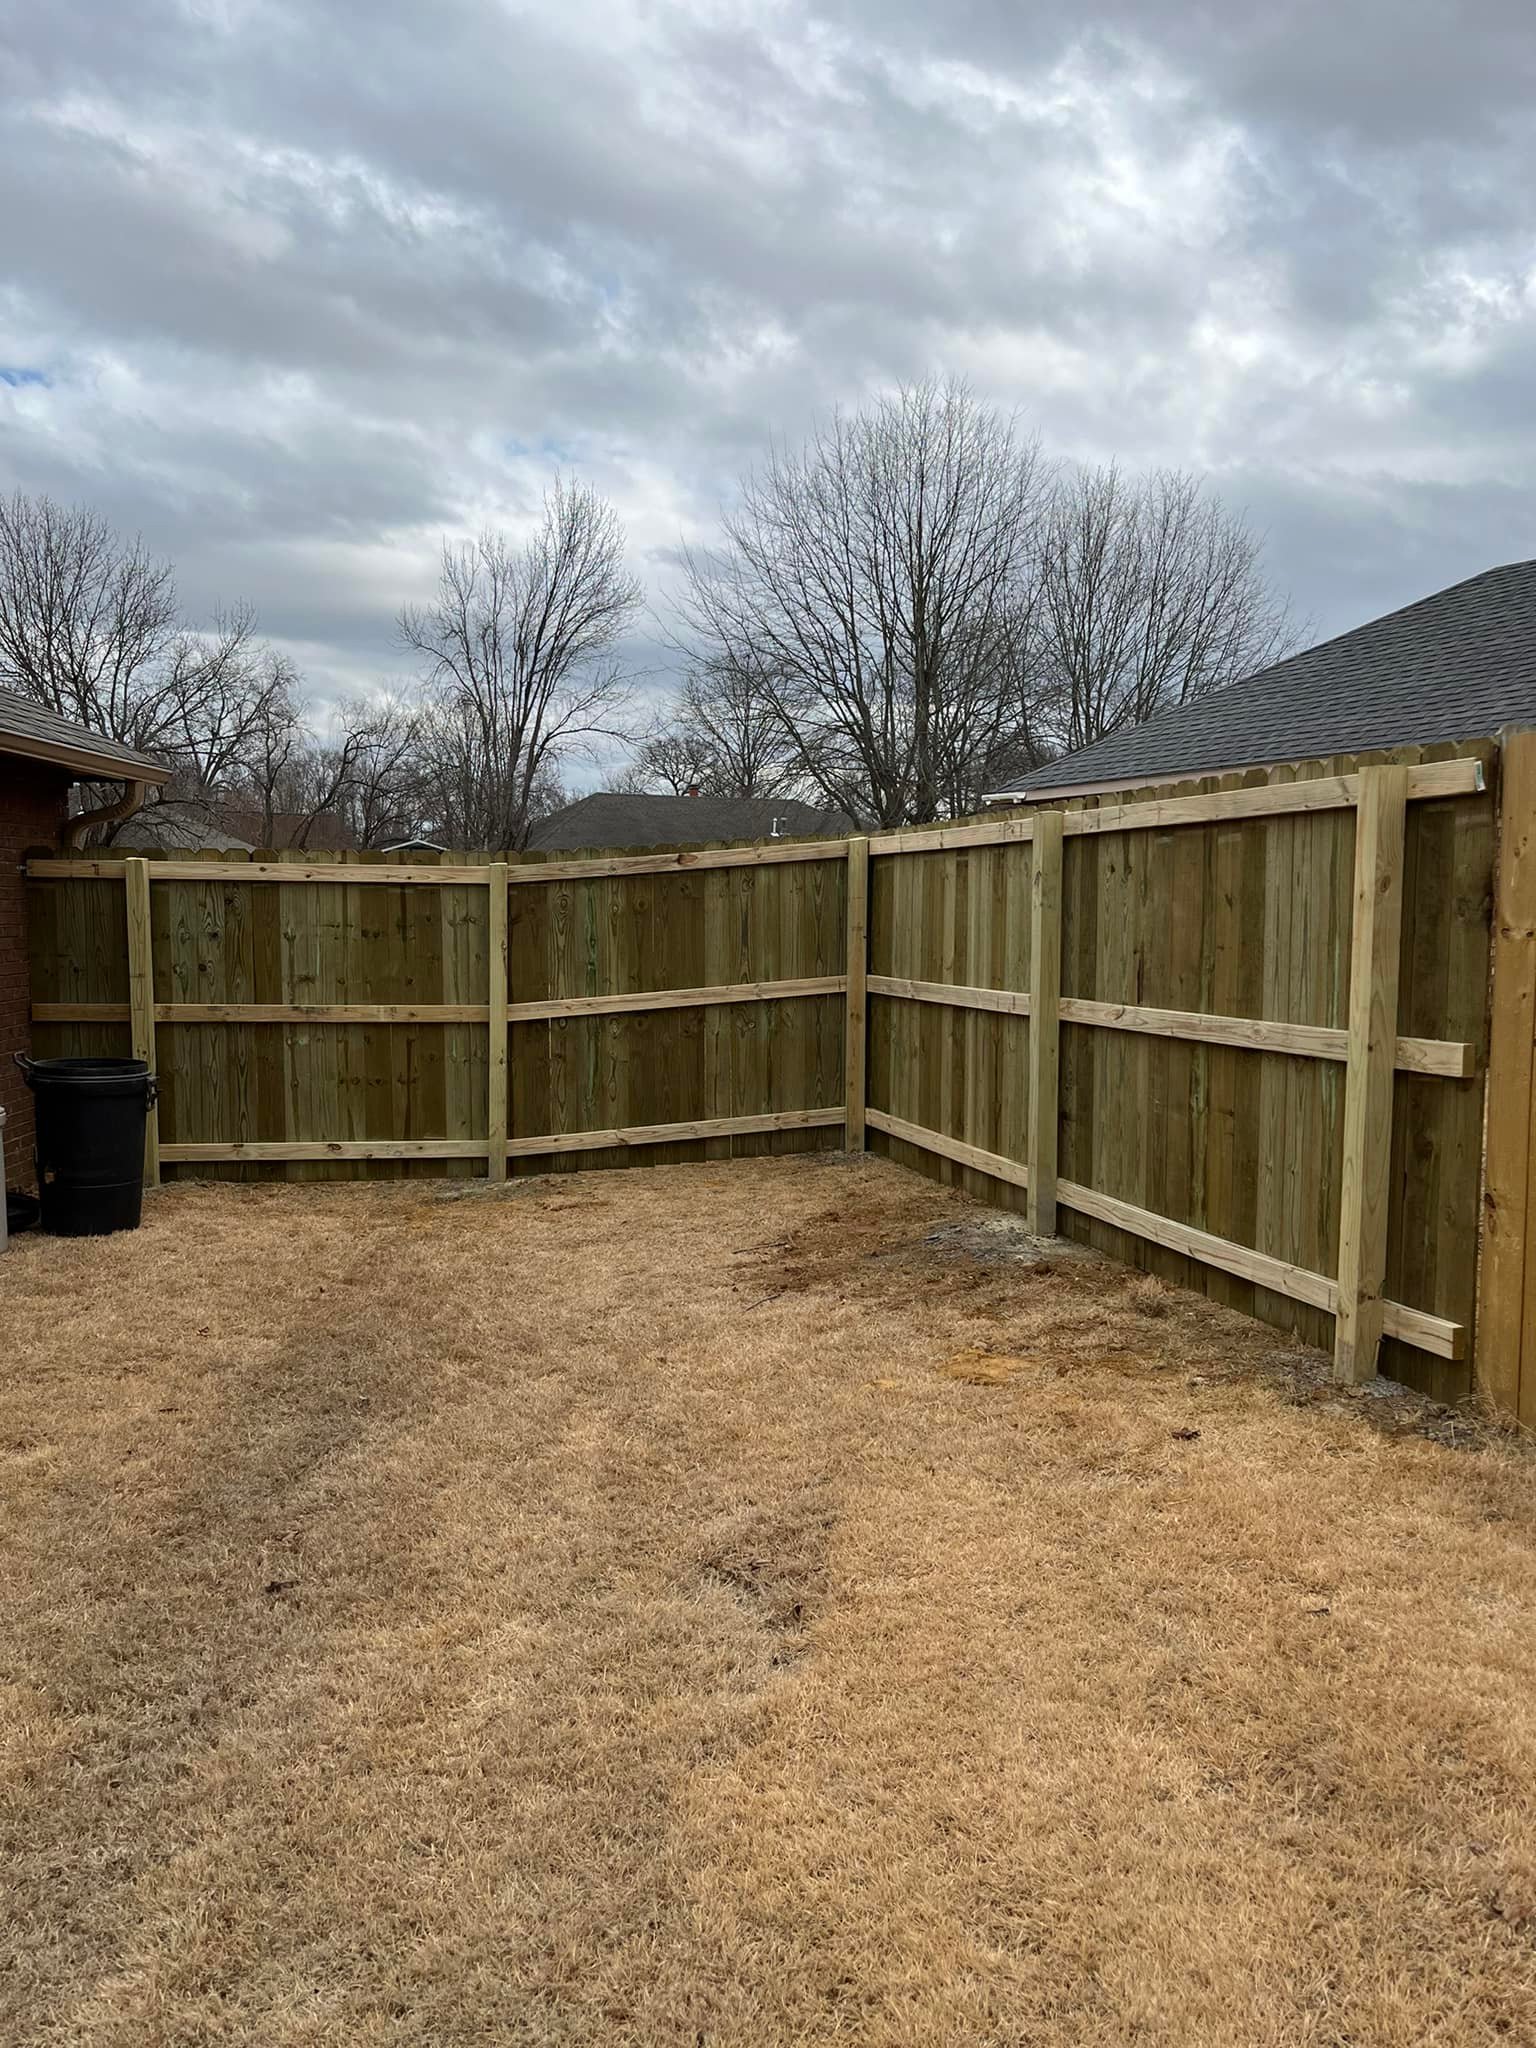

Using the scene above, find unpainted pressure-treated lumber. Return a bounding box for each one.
[1057,999,1471,1079]
[1475,732,1536,1419]
[866,817,1035,857]
[1056,757,1478,841]
[32,858,495,884]
[33,983,853,1027]
[506,1107,844,1156]
[1334,765,1410,1383]
[860,1106,1463,1360]
[1056,1175,1462,1359]
[124,857,159,1187]
[865,976,1032,1018]
[24,751,1489,1376]
[505,840,848,884]
[844,838,869,1148]
[1026,812,1063,1235]
[856,987,1470,1077]
[486,863,509,1182]
[865,1106,1030,1191]
[161,1139,484,1162]
[506,976,845,1023]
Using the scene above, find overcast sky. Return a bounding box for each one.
[3,0,1534,781]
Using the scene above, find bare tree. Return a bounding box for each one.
[229,687,426,848]
[0,493,178,738]
[622,655,807,798]
[322,693,428,849]
[399,478,642,848]
[0,492,317,838]
[232,666,311,843]
[675,379,1048,827]
[613,725,719,796]
[156,617,301,800]
[1036,466,1298,754]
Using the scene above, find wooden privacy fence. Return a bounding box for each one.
[26,737,1536,1416]
[28,838,854,1179]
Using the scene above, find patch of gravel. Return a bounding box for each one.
[919,1216,1101,1269]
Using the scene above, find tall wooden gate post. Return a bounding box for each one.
[1476,731,1536,1421]
[124,856,160,1187]
[486,862,509,1181]
[1334,765,1409,1382]
[844,837,869,1149]
[1026,812,1063,1236]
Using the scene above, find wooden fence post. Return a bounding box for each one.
[486,862,509,1182]
[1476,731,1536,1421]
[124,857,159,1188]
[844,837,869,1149]
[1334,764,1408,1383]
[1026,812,1063,1236]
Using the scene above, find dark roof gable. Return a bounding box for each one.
[988,561,1536,800]
[527,792,854,853]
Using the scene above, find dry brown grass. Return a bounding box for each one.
[3,1153,1535,2047]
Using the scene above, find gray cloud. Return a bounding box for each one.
[1,0,1532,775]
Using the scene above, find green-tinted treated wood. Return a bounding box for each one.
[24,754,1500,1393]
[1477,732,1536,1418]
[124,858,159,1186]
[486,865,509,1180]
[844,838,869,1147]
[882,748,1491,1388]
[1026,813,1063,1235]
[1334,766,1410,1383]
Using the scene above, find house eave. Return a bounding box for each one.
[0,729,169,786]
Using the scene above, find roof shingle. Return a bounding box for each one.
[987,561,1536,800]
[0,687,168,782]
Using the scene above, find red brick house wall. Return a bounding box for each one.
[1,756,71,1189]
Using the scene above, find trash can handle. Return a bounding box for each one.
[145,1076,159,1108]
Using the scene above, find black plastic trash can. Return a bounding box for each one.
[15,1056,157,1237]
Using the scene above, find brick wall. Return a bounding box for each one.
[1,757,71,1190]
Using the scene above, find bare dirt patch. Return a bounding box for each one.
[2,1152,1534,2046]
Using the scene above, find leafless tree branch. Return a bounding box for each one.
[398,476,643,847]
[673,379,1050,825]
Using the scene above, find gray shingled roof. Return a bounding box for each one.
[987,561,1536,800]
[0,686,168,781]
[527,792,854,852]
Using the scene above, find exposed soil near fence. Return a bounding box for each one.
[3,1154,1534,2046]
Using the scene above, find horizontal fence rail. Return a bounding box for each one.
[158,1107,847,1166]
[24,741,1512,1409]
[865,1105,1462,1359]
[35,977,848,1028]
[864,980,1474,1079]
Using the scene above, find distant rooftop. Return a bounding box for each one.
[986,561,1536,801]
[527,791,854,853]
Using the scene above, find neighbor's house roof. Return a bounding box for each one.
[0,686,168,784]
[216,805,358,852]
[527,792,855,853]
[985,561,1536,803]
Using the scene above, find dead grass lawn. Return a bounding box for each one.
[3,1153,1535,2046]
